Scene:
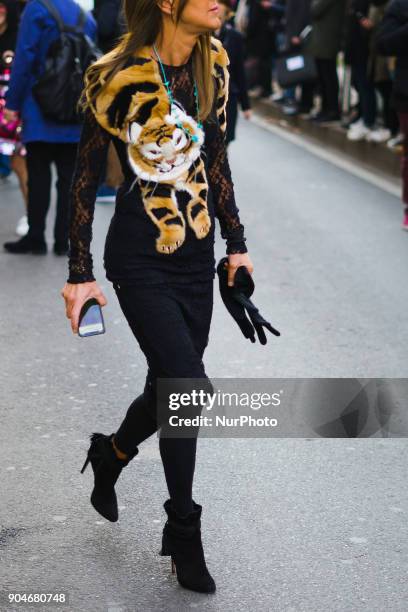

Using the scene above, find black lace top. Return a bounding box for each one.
[67,57,248,285]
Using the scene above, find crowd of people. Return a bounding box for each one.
[235,1,405,143]
[0,0,407,250]
[231,0,408,225]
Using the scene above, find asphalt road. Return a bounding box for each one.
[0,117,407,612]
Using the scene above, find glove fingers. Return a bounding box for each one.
[264,321,281,337]
[244,303,281,338]
[239,316,256,342]
[254,323,268,345]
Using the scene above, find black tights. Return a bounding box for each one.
[112,280,214,516]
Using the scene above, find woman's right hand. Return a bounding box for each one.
[61,281,108,334]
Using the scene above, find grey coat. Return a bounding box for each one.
[309,0,347,59]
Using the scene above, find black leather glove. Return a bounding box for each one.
[216,257,280,345]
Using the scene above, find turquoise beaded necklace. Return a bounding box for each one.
[152,44,203,143]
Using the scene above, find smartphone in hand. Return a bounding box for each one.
[78,298,106,338]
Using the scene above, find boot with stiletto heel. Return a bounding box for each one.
[159,498,216,593]
[80,432,139,522]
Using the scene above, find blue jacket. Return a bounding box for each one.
[6,0,97,143]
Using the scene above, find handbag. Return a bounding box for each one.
[275,52,317,89]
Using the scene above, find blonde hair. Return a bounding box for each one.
[83,0,215,122]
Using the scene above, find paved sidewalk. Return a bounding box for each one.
[1,119,407,612]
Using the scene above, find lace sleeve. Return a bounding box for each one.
[67,108,111,283]
[205,121,248,255]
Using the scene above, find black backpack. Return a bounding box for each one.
[32,0,101,124]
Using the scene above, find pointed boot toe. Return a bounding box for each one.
[90,487,119,522]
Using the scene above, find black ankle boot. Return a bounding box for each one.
[3,234,47,254]
[160,499,216,593]
[80,432,138,522]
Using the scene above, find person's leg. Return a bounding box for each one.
[258,36,273,97]
[158,281,213,515]
[112,374,159,454]
[10,153,28,207]
[376,80,399,135]
[25,142,53,242]
[53,143,79,246]
[315,58,328,114]
[112,280,214,516]
[325,58,340,116]
[398,113,408,216]
[299,81,315,112]
[351,60,376,127]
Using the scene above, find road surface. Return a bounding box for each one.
[0,117,407,612]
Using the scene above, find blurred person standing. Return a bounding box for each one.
[366,0,399,142]
[216,0,251,144]
[92,0,126,202]
[3,0,96,256]
[376,0,408,229]
[343,0,397,142]
[246,0,284,98]
[93,0,126,53]
[284,0,314,115]
[0,0,29,236]
[309,0,347,122]
[344,0,378,140]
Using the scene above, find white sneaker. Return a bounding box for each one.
[15,215,29,237]
[366,128,391,143]
[248,86,263,98]
[387,133,404,149]
[347,121,371,141]
[347,118,364,129]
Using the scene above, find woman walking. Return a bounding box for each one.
[61,0,253,594]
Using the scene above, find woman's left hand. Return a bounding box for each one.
[224,252,254,287]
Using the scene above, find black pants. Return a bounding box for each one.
[112,279,214,516]
[351,59,377,128]
[259,54,273,97]
[299,81,315,112]
[26,141,78,244]
[376,80,400,135]
[315,58,340,116]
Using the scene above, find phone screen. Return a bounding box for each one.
[78,299,105,337]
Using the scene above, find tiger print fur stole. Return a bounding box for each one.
[86,38,230,255]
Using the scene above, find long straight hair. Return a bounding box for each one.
[83,0,215,122]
